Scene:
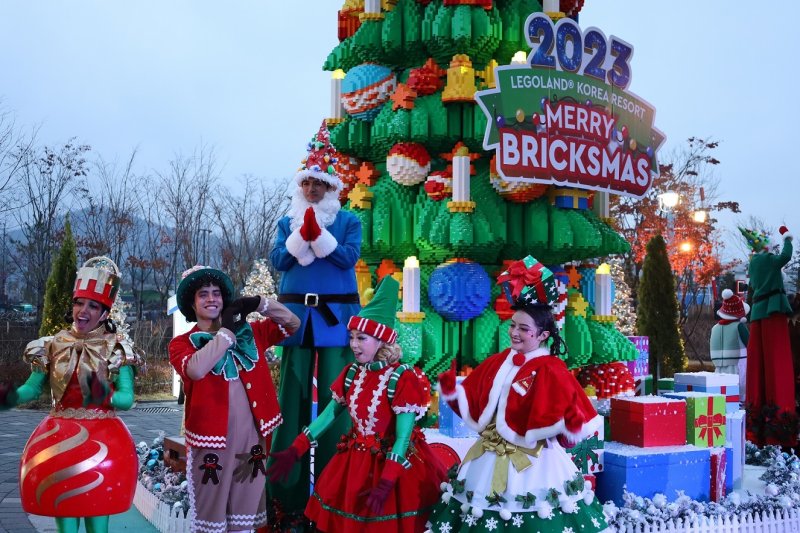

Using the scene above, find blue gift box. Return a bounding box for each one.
[596,442,711,505]
[724,445,734,494]
[438,382,476,438]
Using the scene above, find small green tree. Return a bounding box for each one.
[637,235,686,378]
[39,217,78,336]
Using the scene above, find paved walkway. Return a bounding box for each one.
[0,401,183,533]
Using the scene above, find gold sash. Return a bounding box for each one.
[462,423,545,495]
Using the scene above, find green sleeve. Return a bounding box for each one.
[110,366,136,411]
[7,371,47,407]
[306,399,345,441]
[387,412,416,466]
[738,321,750,345]
[777,237,793,267]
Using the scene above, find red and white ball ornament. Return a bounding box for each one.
[386,143,431,186]
[423,171,452,201]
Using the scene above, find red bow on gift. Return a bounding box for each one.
[497,261,543,300]
[695,412,725,446]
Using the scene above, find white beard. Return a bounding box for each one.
[288,187,341,231]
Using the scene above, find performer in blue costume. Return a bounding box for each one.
[268,121,362,513]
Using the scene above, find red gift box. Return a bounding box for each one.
[710,448,727,502]
[610,397,687,447]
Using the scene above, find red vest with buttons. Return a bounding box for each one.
[168,320,287,449]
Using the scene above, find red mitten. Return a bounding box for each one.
[437,359,457,397]
[299,207,322,241]
[360,459,404,514]
[266,432,311,483]
[779,226,790,238]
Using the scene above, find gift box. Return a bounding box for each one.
[657,378,674,394]
[610,396,686,447]
[567,431,605,474]
[163,436,187,473]
[726,409,745,490]
[438,379,476,438]
[625,336,650,377]
[674,371,737,388]
[497,255,559,306]
[635,375,653,396]
[552,188,591,209]
[596,442,711,505]
[663,392,726,448]
[710,447,727,502]
[724,446,733,494]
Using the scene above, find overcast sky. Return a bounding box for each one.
[1,1,796,261]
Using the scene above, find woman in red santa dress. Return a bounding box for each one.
[267,277,447,532]
[427,289,608,533]
[0,257,141,533]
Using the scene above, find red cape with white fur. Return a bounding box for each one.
[441,348,601,447]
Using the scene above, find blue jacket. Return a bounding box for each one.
[270,210,362,347]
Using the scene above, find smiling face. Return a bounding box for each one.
[301,177,333,204]
[349,330,383,364]
[192,283,223,323]
[508,309,549,354]
[72,298,108,333]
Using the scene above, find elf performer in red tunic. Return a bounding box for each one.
[427,260,608,533]
[169,265,300,532]
[267,277,447,532]
[740,225,796,447]
[0,257,141,533]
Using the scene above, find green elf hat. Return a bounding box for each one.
[347,276,399,344]
[176,265,235,322]
[738,227,770,252]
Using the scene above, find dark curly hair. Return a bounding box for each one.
[510,300,568,357]
[181,274,233,322]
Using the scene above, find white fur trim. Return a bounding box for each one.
[294,168,343,193]
[310,228,338,258]
[451,352,604,447]
[296,248,316,266]
[437,382,458,402]
[286,228,311,258]
[783,231,793,240]
[393,403,428,421]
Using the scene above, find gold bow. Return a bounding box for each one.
[462,423,544,496]
[47,326,114,403]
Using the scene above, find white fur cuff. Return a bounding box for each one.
[783,231,793,241]
[437,382,459,402]
[297,248,316,266]
[286,229,311,259]
[310,228,338,258]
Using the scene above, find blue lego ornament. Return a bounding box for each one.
[427,260,491,321]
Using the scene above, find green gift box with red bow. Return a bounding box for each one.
[497,255,559,306]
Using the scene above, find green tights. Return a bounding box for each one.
[55,516,109,533]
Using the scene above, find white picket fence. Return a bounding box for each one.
[133,479,800,533]
[615,507,800,532]
[133,480,191,533]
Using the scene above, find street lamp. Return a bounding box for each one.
[692,210,707,224]
[657,191,680,210]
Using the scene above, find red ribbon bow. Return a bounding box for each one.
[695,403,725,446]
[497,260,544,300]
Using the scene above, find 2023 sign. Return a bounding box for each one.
[526,13,634,90]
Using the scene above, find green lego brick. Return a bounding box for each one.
[564,312,593,369]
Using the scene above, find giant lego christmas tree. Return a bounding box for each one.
[309,0,664,388]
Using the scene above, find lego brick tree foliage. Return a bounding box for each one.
[316,0,640,378]
[39,216,77,336]
[636,235,687,379]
